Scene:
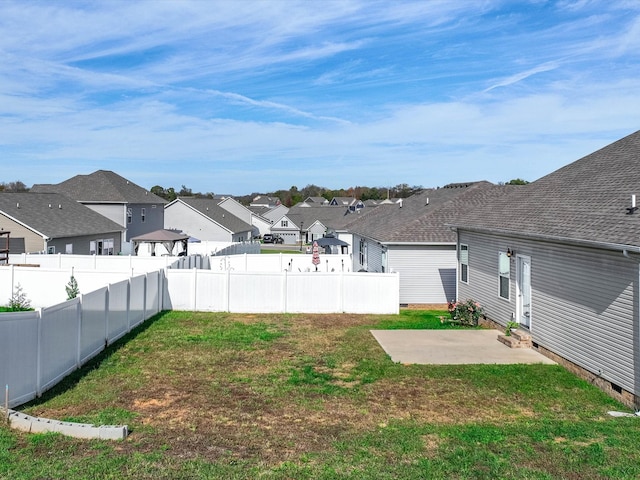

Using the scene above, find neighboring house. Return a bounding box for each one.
[246,205,278,237]
[164,198,253,242]
[329,197,356,206]
[250,195,280,208]
[269,213,300,245]
[304,196,329,205]
[272,203,366,246]
[450,130,640,407]
[0,192,123,255]
[347,182,508,305]
[218,197,263,239]
[260,204,289,224]
[329,197,365,211]
[31,170,166,254]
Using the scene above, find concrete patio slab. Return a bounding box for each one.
[370,329,556,365]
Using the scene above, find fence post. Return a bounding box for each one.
[143,273,148,320]
[340,271,345,313]
[36,308,43,398]
[76,298,82,368]
[282,270,288,313]
[104,285,110,345]
[225,269,231,312]
[192,268,198,311]
[126,278,131,332]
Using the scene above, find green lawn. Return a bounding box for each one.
[1,309,638,479]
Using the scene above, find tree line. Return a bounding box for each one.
[148,183,425,207]
[2,179,529,207]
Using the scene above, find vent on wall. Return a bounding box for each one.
[627,194,638,214]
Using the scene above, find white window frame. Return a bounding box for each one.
[141,208,146,223]
[459,244,469,283]
[498,251,510,300]
[281,220,288,227]
[358,238,367,269]
[91,238,115,255]
[127,208,132,224]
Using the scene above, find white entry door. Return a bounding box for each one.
[517,255,532,328]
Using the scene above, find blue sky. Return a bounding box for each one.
[1,1,639,195]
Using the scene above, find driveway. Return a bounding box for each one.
[370,329,556,365]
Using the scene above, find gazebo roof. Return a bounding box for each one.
[130,229,189,242]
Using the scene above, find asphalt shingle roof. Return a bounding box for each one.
[0,192,123,238]
[177,198,252,233]
[451,130,640,248]
[31,170,167,204]
[347,182,511,244]
[285,204,372,231]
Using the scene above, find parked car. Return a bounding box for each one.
[262,234,284,244]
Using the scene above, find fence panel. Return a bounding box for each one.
[165,269,399,314]
[163,270,193,310]
[107,280,129,343]
[39,300,81,394]
[129,275,146,328]
[146,271,161,317]
[227,272,284,313]
[0,311,39,407]
[342,273,400,314]
[194,271,228,312]
[285,273,342,313]
[80,287,108,364]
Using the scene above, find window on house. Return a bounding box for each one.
[91,239,114,255]
[65,243,73,254]
[104,238,114,255]
[47,246,55,254]
[141,208,146,223]
[359,238,367,267]
[127,208,132,224]
[460,244,469,283]
[281,220,288,227]
[499,251,510,299]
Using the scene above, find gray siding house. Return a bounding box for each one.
[164,198,253,242]
[0,192,123,255]
[347,182,509,305]
[32,170,166,254]
[450,130,640,407]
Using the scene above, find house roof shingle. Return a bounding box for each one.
[31,170,167,204]
[176,198,252,233]
[347,181,511,244]
[284,204,373,231]
[451,130,640,249]
[0,192,124,239]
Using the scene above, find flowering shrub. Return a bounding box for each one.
[447,299,484,327]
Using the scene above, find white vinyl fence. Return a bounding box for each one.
[8,253,206,272]
[1,254,399,409]
[188,240,260,256]
[165,269,399,314]
[0,271,163,408]
[211,253,352,273]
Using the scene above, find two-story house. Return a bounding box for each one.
[32,170,166,254]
